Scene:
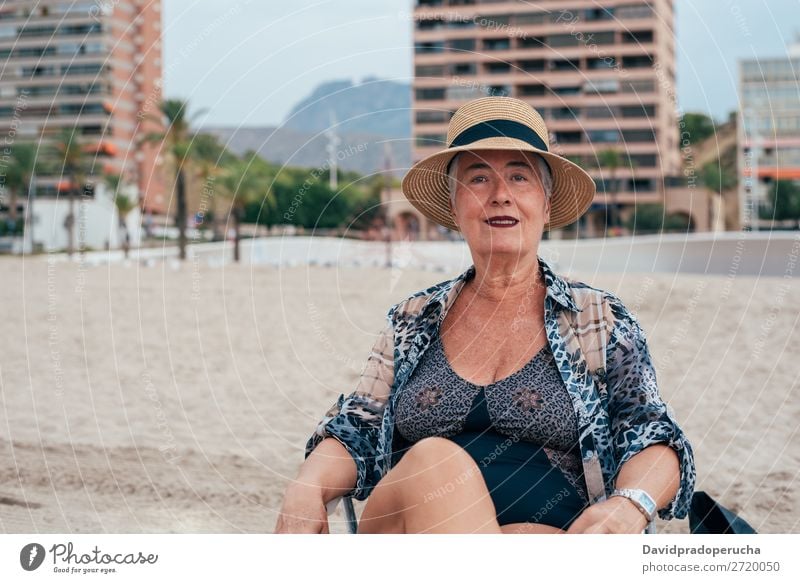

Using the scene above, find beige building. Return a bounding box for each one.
[0,0,166,214]
[411,0,708,235]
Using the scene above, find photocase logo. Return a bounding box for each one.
[20,543,46,571]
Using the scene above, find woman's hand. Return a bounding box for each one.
[566,496,649,534]
[274,483,330,534]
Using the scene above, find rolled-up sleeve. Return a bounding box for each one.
[604,296,696,520]
[303,306,396,501]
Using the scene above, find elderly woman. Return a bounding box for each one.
[276,97,695,534]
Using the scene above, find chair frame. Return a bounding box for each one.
[327,494,656,534]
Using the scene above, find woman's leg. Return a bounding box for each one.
[357,437,502,534]
[500,522,567,534]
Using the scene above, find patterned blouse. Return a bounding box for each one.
[305,255,696,522]
[395,334,589,503]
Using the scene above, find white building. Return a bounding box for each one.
[20,181,142,254]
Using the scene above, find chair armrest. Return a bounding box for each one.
[324,495,359,534]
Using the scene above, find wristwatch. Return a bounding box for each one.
[610,488,657,521]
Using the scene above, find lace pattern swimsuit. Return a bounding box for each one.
[395,333,589,529]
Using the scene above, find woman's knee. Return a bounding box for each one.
[399,437,481,479]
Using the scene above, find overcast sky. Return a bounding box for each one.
[163,0,800,127]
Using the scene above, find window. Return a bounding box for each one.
[591,31,616,45]
[622,129,656,142]
[622,55,654,68]
[551,107,579,120]
[518,59,544,72]
[416,110,449,124]
[621,104,655,118]
[518,84,545,96]
[622,79,655,93]
[417,18,444,31]
[629,154,657,167]
[514,12,546,25]
[449,38,475,51]
[622,30,654,44]
[451,62,476,75]
[554,131,582,144]
[552,85,582,96]
[518,36,544,49]
[616,4,653,19]
[585,7,614,21]
[483,38,510,51]
[547,34,580,48]
[416,65,445,77]
[486,62,510,74]
[585,106,615,119]
[584,79,619,93]
[415,88,446,100]
[587,57,618,69]
[415,41,444,53]
[587,130,620,143]
[551,58,580,71]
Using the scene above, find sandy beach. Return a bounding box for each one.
[0,251,798,534]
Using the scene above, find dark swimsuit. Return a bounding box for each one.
[395,333,588,530]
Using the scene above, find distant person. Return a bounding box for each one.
[277,97,695,534]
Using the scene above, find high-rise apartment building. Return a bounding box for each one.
[738,39,800,230]
[0,0,165,215]
[411,0,681,236]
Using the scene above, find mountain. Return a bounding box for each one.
[200,125,411,178]
[200,77,413,177]
[283,76,411,138]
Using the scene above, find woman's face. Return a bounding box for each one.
[450,149,551,260]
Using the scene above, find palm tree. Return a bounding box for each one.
[598,149,622,232]
[189,133,233,241]
[4,142,39,236]
[142,99,206,260]
[51,129,89,257]
[219,158,265,263]
[108,173,135,258]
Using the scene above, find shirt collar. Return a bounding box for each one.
[424,254,582,321]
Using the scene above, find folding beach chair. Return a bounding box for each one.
[326,494,656,534]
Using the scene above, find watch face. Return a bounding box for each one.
[640,494,657,515]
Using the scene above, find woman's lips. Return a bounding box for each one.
[484,216,519,228]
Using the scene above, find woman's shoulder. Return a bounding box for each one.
[558,274,642,327]
[387,271,464,322]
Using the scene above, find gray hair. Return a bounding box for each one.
[447,151,553,212]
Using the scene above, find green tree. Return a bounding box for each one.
[107,173,136,258]
[51,129,90,256]
[219,157,265,262]
[598,149,622,230]
[700,161,737,194]
[681,113,716,145]
[142,99,206,260]
[3,142,39,235]
[188,133,236,241]
[759,180,800,225]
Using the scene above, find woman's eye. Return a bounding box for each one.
[511,174,528,182]
[470,175,487,183]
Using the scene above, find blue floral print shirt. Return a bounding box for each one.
[305,255,696,521]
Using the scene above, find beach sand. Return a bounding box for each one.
[0,255,797,533]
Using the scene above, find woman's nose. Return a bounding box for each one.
[489,176,512,205]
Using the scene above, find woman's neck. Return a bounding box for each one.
[466,254,545,304]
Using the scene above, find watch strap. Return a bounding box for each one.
[611,487,657,521]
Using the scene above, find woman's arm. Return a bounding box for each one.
[274,438,357,534]
[569,293,695,533]
[295,437,358,505]
[276,306,397,533]
[568,444,680,533]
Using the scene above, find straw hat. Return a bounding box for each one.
[401,96,596,231]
